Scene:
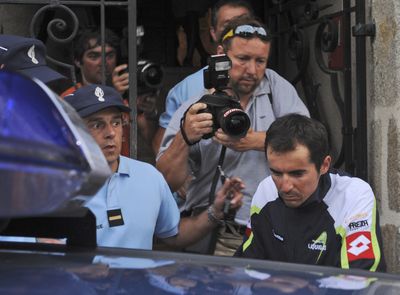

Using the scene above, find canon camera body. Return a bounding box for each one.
[198,54,250,139]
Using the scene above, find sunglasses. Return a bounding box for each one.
[222,25,268,42]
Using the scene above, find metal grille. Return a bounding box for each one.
[0,0,138,158]
[264,0,374,180]
[1,0,375,179]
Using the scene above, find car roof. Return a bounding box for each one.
[0,243,399,294]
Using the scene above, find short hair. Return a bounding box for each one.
[73,28,120,63]
[265,114,330,170]
[219,15,271,50]
[211,0,254,29]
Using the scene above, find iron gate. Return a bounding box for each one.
[0,0,139,158]
[263,0,375,180]
[0,0,375,180]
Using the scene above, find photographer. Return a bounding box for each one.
[62,28,162,161]
[153,0,254,153]
[116,61,164,161]
[61,28,120,96]
[156,16,309,256]
[112,29,164,157]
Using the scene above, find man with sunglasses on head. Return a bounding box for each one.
[152,0,254,229]
[152,0,255,225]
[156,16,309,256]
[152,0,254,153]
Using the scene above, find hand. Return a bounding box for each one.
[213,128,265,152]
[182,102,213,143]
[112,64,129,94]
[137,92,157,115]
[212,177,245,218]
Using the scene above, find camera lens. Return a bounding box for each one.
[139,63,163,88]
[219,108,250,138]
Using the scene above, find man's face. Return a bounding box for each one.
[221,38,270,97]
[84,107,123,172]
[211,5,250,42]
[267,144,331,208]
[78,38,117,85]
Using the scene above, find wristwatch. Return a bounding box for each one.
[207,205,225,226]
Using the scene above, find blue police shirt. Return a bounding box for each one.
[85,156,180,250]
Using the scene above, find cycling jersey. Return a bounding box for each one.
[236,170,386,272]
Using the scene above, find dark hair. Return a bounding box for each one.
[211,0,254,28]
[73,28,120,64]
[219,15,271,49]
[265,114,330,170]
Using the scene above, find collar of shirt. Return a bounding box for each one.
[116,156,131,177]
[106,156,130,211]
[252,73,270,98]
[243,74,270,111]
[298,172,332,208]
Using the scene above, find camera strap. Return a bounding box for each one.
[208,145,227,205]
[266,75,273,108]
[205,145,227,254]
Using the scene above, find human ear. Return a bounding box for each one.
[74,59,82,69]
[320,155,331,175]
[210,27,217,43]
[216,45,224,55]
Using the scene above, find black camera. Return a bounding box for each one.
[119,60,163,94]
[198,54,250,139]
[137,59,163,93]
[120,26,164,94]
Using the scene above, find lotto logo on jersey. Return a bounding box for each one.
[346,232,374,261]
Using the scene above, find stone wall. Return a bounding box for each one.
[0,4,37,35]
[370,0,400,273]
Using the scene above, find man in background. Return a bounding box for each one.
[151,0,254,209]
[156,16,309,255]
[61,28,120,96]
[152,0,254,153]
[61,28,159,162]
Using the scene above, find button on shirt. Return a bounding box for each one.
[85,156,180,250]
